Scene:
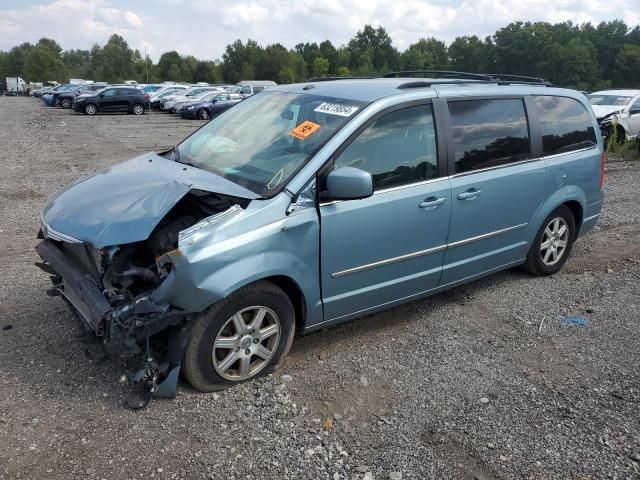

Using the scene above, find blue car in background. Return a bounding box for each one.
[35,72,605,397]
[42,84,78,106]
[179,92,243,120]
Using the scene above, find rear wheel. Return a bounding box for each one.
[197,108,210,120]
[183,281,295,392]
[132,103,145,115]
[84,103,97,115]
[522,205,576,276]
[61,98,72,109]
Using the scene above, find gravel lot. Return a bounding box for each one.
[0,97,639,480]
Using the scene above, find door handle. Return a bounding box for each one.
[419,196,447,210]
[457,188,482,201]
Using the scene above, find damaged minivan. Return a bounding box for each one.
[36,73,605,397]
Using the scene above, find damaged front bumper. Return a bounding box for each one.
[35,239,188,400]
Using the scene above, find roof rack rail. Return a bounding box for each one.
[383,70,491,81]
[383,70,551,86]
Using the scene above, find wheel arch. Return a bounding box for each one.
[528,186,586,244]
[563,200,583,237]
[262,275,307,332]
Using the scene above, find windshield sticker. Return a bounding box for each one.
[290,120,321,140]
[314,102,359,117]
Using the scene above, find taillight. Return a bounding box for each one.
[600,151,606,190]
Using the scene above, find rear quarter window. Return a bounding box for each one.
[448,98,530,174]
[532,96,597,155]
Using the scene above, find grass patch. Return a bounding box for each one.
[605,122,640,160]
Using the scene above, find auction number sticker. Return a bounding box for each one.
[314,102,359,117]
[290,120,321,140]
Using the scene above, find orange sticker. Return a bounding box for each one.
[289,120,321,140]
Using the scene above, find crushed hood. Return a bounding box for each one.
[591,105,622,120]
[42,152,258,248]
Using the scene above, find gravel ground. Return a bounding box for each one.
[0,97,639,480]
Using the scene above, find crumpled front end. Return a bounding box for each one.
[35,178,250,402]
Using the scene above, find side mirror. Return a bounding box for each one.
[99,94,104,98]
[322,167,373,201]
[630,107,640,115]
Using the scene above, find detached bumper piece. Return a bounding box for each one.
[36,239,110,334]
[35,239,188,407]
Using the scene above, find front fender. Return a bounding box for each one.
[153,206,323,328]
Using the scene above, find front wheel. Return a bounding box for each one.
[522,205,576,276]
[84,103,97,115]
[183,281,295,392]
[61,98,72,109]
[131,103,145,115]
[197,108,210,120]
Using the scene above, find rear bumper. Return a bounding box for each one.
[35,240,111,333]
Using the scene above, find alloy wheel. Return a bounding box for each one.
[212,306,280,381]
[540,217,569,266]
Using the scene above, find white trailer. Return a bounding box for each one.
[6,77,26,92]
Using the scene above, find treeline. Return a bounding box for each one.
[1,20,640,89]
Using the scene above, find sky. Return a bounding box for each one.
[1,0,639,60]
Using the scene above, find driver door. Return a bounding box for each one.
[319,103,451,321]
[99,88,118,111]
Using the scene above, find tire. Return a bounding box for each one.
[132,103,145,115]
[522,205,576,276]
[197,108,210,120]
[183,281,296,392]
[84,103,97,115]
[61,98,72,109]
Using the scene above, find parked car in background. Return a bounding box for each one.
[233,80,277,97]
[161,86,223,112]
[49,84,81,106]
[173,90,235,114]
[58,84,108,108]
[72,86,149,115]
[588,89,640,142]
[142,84,165,94]
[35,73,604,397]
[179,92,243,119]
[150,86,189,109]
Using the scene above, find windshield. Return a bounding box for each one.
[176,91,367,196]
[588,95,632,106]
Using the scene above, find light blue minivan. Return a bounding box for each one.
[36,72,605,396]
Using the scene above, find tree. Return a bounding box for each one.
[312,57,330,78]
[221,39,262,83]
[400,38,448,70]
[24,46,67,82]
[614,45,640,88]
[449,36,492,72]
[319,40,339,74]
[157,51,185,81]
[348,25,399,73]
[94,34,136,82]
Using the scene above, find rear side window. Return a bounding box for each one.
[533,96,596,155]
[449,99,530,174]
[334,105,438,190]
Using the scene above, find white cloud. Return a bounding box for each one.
[222,3,269,26]
[0,0,638,62]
